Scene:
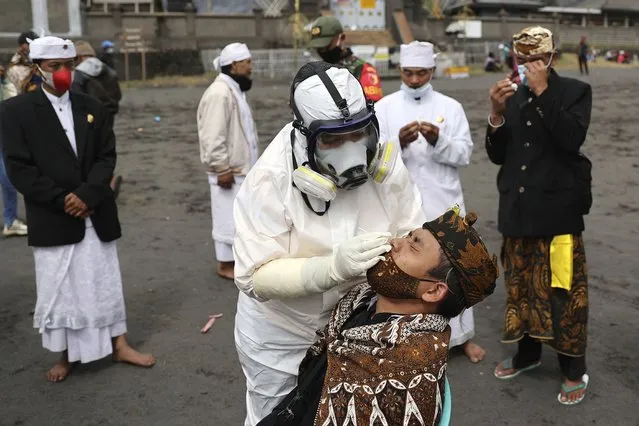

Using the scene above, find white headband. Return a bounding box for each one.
[213,42,251,71]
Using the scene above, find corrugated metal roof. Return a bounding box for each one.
[602,0,639,12]
[541,0,639,11]
[449,0,639,11]
[476,0,544,4]
[447,0,544,8]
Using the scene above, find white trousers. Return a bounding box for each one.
[43,321,127,363]
[208,174,244,262]
[449,307,475,348]
[33,220,127,363]
[236,342,300,426]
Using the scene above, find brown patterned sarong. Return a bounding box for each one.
[501,236,588,357]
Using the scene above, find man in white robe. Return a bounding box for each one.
[197,43,259,280]
[1,36,155,382]
[375,41,486,363]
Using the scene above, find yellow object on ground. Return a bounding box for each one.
[550,234,573,291]
[444,66,470,79]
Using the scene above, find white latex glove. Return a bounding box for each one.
[329,232,392,283]
[252,232,392,300]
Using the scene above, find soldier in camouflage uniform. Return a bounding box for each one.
[309,16,383,102]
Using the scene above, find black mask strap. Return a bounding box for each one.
[290,62,350,136]
[290,129,330,216]
[315,68,350,119]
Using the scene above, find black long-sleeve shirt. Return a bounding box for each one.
[485,70,592,237]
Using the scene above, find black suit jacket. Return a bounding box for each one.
[0,89,121,247]
[485,70,592,237]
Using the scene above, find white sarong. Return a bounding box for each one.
[208,174,245,262]
[449,307,475,347]
[33,219,127,363]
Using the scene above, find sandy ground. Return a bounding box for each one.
[1,67,638,426]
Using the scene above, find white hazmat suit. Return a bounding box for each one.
[233,68,425,425]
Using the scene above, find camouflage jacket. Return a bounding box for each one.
[340,51,383,102]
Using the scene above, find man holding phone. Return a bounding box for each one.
[486,26,593,406]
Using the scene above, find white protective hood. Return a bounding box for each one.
[293,67,367,127]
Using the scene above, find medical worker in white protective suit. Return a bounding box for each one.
[233,62,426,425]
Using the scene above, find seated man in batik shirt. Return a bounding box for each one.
[259,208,499,426]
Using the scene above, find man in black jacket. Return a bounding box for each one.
[1,36,154,382]
[73,40,123,197]
[73,40,122,117]
[486,26,592,406]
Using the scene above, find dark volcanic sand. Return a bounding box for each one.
[1,68,638,425]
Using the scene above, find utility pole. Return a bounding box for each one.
[294,0,300,70]
[31,0,50,35]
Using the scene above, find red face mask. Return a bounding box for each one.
[52,68,73,93]
[38,65,74,94]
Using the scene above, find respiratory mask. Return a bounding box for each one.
[289,62,400,215]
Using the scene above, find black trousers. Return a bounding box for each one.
[513,335,586,381]
[578,56,589,75]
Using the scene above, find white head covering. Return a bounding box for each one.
[293,67,366,127]
[29,36,76,61]
[213,43,251,71]
[400,41,435,69]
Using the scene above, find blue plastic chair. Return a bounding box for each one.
[439,377,452,426]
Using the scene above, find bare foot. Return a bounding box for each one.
[463,341,486,364]
[216,261,234,280]
[47,354,74,382]
[559,376,588,404]
[112,335,156,368]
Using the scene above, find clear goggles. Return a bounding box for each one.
[314,121,379,151]
[307,106,378,142]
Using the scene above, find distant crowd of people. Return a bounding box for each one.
[483,35,635,76]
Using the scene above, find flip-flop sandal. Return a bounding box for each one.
[557,374,589,406]
[494,357,542,380]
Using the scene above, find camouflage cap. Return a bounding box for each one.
[309,16,343,48]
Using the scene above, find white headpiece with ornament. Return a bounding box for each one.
[29,36,76,61]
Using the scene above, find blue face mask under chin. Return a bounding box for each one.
[401,82,432,99]
[517,54,553,87]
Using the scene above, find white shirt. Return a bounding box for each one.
[219,73,259,167]
[376,87,473,219]
[42,87,76,156]
[42,87,92,228]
